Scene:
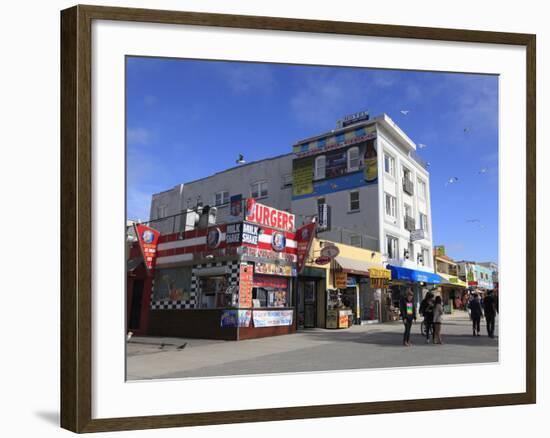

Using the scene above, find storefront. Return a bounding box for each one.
[387,265,442,314]
[130,200,299,340]
[436,273,468,313]
[300,239,389,329]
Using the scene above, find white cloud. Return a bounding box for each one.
[289,71,368,127]
[127,127,152,145]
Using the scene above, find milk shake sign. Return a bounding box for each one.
[245,198,296,232]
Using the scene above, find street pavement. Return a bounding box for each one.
[126,312,498,380]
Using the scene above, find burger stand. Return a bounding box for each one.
[297,236,390,329]
[127,199,299,340]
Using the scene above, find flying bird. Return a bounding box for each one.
[418,143,428,149]
[445,176,459,186]
[463,127,471,134]
[400,110,410,115]
[466,219,480,223]
[236,154,246,164]
[478,167,488,174]
[126,331,133,342]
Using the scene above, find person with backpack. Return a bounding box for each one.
[433,295,444,344]
[468,293,484,336]
[483,290,498,338]
[400,289,416,346]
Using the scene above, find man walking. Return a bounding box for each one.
[483,290,498,338]
[468,293,483,336]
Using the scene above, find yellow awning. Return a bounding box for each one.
[438,273,467,287]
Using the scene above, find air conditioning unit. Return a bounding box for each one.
[197,205,217,229]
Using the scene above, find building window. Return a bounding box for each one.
[214,191,229,206]
[403,166,414,195]
[156,205,167,219]
[282,174,293,187]
[317,138,327,148]
[419,213,429,232]
[300,143,309,153]
[336,133,345,144]
[314,155,326,180]
[418,178,427,199]
[384,154,395,177]
[347,146,360,172]
[421,247,431,267]
[355,127,366,137]
[386,235,399,259]
[350,234,361,247]
[349,191,360,212]
[385,193,397,218]
[250,181,268,198]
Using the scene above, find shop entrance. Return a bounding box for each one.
[298,280,317,329]
[129,279,144,330]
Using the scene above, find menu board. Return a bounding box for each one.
[239,263,253,308]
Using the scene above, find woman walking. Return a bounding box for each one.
[433,296,444,344]
[400,290,416,346]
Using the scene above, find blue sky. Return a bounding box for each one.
[126,57,498,263]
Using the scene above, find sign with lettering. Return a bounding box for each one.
[254,262,293,277]
[134,223,161,276]
[245,198,295,232]
[335,272,348,289]
[296,223,316,273]
[317,203,331,232]
[342,110,369,127]
[292,156,314,197]
[320,244,340,259]
[252,310,294,327]
[239,264,253,308]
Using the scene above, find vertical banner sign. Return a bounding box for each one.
[317,203,331,232]
[292,157,314,197]
[229,194,243,221]
[134,224,161,276]
[296,223,316,273]
[239,263,253,308]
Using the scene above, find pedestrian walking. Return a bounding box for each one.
[421,293,435,343]
[433,295,444,344]
[483,289,498,338]
[468,293,483,336]
[400,290,416,346]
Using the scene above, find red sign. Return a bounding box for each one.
[315,256,331,265]
[245,198,295,232]
[253,276,289,289]
[239,263,253,308]
[468,281,478,286]
[134,224,161,276]
[296,223,316,273]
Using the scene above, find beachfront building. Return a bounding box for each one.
[290,112,439,307]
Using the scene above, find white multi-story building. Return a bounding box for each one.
[291,112,435,274]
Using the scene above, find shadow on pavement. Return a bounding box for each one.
[300,330,499,348]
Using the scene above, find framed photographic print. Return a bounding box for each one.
[60,4,536,433]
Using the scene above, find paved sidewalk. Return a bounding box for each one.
[126,312,498,380]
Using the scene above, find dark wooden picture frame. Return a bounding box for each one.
[60,4,536,433]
